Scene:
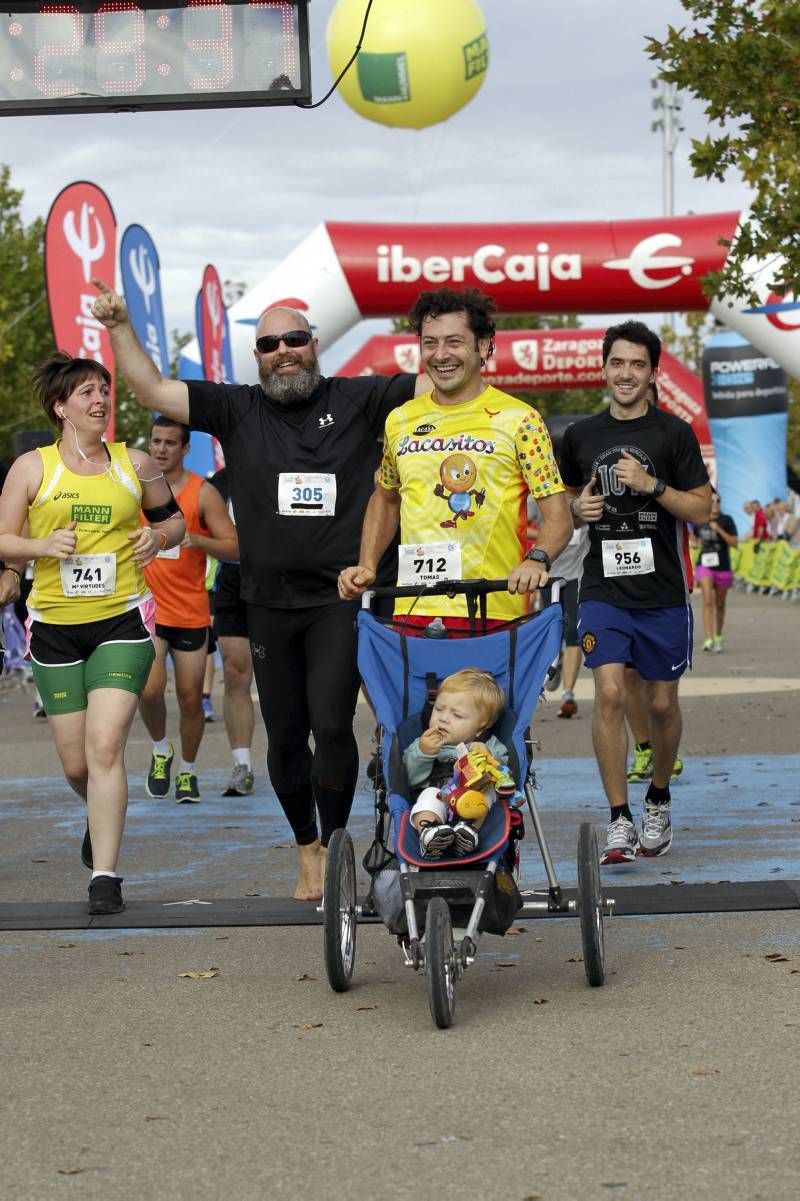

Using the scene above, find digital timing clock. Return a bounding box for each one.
[0,2,311,115]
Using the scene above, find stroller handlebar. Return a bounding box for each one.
[360,577,564,608]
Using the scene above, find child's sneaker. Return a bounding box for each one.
[451,820,479,856]
[418,822,454,858]
[600,815,639,865]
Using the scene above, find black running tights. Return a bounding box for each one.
[246,601,361,847]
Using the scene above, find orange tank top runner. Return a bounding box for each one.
[143,472,210,628]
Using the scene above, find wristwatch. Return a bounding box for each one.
[651,478,667,498]
[525,547,551,570]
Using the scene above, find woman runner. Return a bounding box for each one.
[0,353,185,914]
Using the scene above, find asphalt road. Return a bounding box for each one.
[1,587,799,1201]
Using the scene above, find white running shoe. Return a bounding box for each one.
[638,798,673,857]
[600,815,639,865]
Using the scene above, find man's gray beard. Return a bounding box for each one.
[259,360,321,405]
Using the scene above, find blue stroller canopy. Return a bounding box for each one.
[356,602,563,750]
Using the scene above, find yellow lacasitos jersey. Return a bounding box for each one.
[380,386,564,620]
[28,442,149,626]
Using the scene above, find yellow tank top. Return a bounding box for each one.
[28,442,149,626]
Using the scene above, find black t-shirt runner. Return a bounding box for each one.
[693,513,737,573]
[559,406,709,609]
[188,375,416,608]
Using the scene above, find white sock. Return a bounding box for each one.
[232,748,252,769]
[179,760,196,775]
[153,739,170,757]
[91,870,119,880]
[561,688,575,701]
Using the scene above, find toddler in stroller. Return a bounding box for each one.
[406,667,519,859]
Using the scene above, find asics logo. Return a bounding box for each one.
[128,244,156,314]
[602,234,694,291]
[63,203,105,283]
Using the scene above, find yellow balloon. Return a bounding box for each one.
[327,0,489,130]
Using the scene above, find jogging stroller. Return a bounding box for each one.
[321,580,613,1028]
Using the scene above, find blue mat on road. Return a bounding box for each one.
[1,755,798,929]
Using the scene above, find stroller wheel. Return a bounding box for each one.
[425,897,457,1029]
[323,829,357,992]
[577,822,606,987]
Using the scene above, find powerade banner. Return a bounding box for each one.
[119,224,169,378]
[337,330,716,481]
[702,331,788,535]
[44,181,117,436]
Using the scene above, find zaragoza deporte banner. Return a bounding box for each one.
[45,181,117,436]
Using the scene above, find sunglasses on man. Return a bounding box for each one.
[255,330,313,354]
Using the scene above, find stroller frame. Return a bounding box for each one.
[321,579,614,1028]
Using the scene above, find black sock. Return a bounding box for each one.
[636,740,651,752]
[610,804,633,822]
[645,783,670,805]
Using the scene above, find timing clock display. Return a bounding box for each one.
[0,2,311,114]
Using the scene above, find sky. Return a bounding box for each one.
[1,0,753,371]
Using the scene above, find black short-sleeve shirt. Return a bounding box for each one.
[188,374,416,608]
[559,406,709,608]
[693,513,737,573]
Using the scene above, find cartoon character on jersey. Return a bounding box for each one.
[434,453,486,528]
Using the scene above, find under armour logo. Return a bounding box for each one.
[318,413,335,428]
[128,244,156,314]
[63,203,105,283]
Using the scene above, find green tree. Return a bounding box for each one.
[658,311,716,375]
[0,164,53,462]
[646,1,800,303]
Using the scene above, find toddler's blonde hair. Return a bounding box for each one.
[437,668,505,732]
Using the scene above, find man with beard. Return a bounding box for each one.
[91,281,428,900]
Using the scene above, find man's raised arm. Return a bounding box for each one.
[92,279,190,424]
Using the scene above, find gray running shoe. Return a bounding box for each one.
[222,764,254,796]
[638,798,673,857]
[600,815,639,865]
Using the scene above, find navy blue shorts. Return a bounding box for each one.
[577,601,693,681]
